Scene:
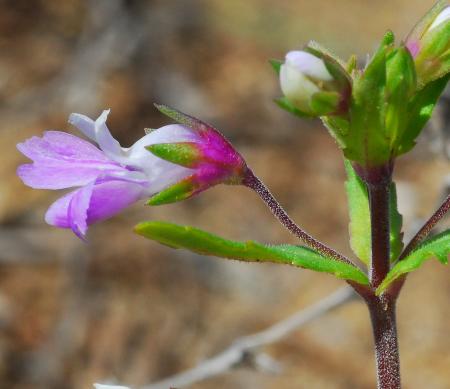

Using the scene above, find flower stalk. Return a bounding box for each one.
[399,194,450,260]
[243,169,353,266]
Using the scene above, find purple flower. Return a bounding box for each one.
[17,108,248,238]
[17,110,199,238]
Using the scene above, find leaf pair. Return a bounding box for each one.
[345,159,449,294]
[345,160,403,264]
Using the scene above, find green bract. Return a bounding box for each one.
[146,143,202,168]
[135,221,369,285]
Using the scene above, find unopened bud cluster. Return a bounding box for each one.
[276,0,450,171]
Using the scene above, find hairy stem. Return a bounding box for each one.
[243,169,354,266]
[358,163,401,387]
[399,194,450,260]
[367,295,401,389]
[368,182,391,288]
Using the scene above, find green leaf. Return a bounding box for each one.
[274,97,312,118]
[344,160,403,264]
[389,183,403,261]
[269,59,282,75]
[385,47,416,150]
[135,221,369,285]
[345,160,371,264]
[346,54,358,74]
[397,74,449,155]
[376,229,450,294]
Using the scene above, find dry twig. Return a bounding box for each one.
[137,287,356,389]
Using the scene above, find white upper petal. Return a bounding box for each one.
[69,110,125,164]
[68,113,96,140]
[68,111,196,193]
[429,6,450,31]
[126,124,197,193]
[94,110,124,160]
[285,51,333,81]
[125,124,200,172]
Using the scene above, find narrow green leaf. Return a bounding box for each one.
[135,221,369,285]
[376,229,450,294]
[269,59,282,75]
[389,183,403,261]
[385,47,417,150]
[397,74,449,155]
[346,54,358,74]
[344,160,403,264]
[345,160,371,264]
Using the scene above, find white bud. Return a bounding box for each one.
[280,51,334,114]
[428,6,450,31]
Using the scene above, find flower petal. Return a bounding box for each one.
[68,181,95,239]
[68,113,96,140]
[94,110,124,160]
[86,178,146,224]
[17,131,126,190]
[285,51,333,81]
[45,190,76,228]
[17,131,112,165]
[17,163,123,189]
[120,124,197,191]
[45,177,147,238]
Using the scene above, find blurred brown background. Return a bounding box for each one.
[0,0,449,388]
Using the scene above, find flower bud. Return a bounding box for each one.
[406,1,450,86]
[279,49,351,116]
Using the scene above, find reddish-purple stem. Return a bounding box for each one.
[367,182,391,288]
[243,169,355,267]
[399,194,450,261]
[357,162,401,388]
[366,295,401,389]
